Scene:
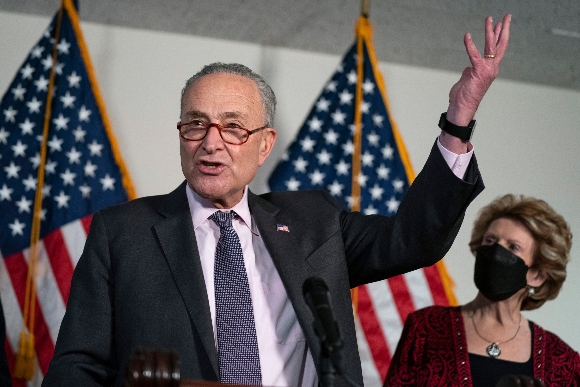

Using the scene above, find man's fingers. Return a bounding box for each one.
[484,16,496,56]
[464,32,481,66]
[497,15,512,49]
[493,22,503,42]
[495,14,512,62]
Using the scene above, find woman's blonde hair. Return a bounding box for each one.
[469,194,572,310]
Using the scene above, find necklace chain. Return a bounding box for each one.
[470,312,522,358]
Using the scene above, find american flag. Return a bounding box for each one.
[0,0,135,385]
[276,224,290,232]
[268,17,457,385]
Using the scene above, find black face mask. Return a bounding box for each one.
[474,243,529,301]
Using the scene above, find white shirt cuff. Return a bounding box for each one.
[436,136,474,180]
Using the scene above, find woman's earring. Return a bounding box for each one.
[528,286,536,297]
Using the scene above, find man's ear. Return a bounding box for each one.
[258,128,277,167]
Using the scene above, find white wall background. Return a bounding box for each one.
[2,10,579,354]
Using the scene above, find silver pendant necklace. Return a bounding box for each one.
[470,312,522,358]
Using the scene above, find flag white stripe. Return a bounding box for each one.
[23,242,66,344]
[366,279,403,356]
[355,313,383,386]
[404,268,434,310]
[60,219,87,266]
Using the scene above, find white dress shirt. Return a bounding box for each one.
[187,186,317,387]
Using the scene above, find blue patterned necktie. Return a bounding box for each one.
[211,210,262,385]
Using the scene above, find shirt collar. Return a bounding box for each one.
[185,184,256,235]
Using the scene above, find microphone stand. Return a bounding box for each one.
[319,344,337,387]
[317,343,361,387]
[303,276,362,387]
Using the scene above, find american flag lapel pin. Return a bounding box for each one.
[276,224,290,232]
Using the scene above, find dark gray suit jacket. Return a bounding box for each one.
[43,143,483,386]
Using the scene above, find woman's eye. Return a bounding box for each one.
[483,237,495,245]
[226,123,241,128]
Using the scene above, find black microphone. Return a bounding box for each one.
[302,277,343,354]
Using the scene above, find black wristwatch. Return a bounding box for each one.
[438,112,476,141]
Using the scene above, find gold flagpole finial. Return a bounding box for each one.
[361,0,370,18]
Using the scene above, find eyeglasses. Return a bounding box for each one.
[176,120,267,145]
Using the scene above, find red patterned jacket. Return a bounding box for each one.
[384,306,580,386]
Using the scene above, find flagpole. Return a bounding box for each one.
[361,0,370,18]
[350,0,372,313]
[14,0,66,381]
[351,1,372,214]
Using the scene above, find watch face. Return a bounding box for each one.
[438,113,447,129]
[469,121,476,140]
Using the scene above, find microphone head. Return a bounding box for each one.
[303,276,328,296]
[302,276,343,353]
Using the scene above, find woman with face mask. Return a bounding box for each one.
[384,194,579,386]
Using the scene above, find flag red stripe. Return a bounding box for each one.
[422,265,449,305]
[80,214,93,235]
[387,275,415,324]
[3,252,56,374]
[43,230,75,304]
[32,298,55,374]
[357,284,392,380]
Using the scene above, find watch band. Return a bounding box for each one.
[438,112,476,141]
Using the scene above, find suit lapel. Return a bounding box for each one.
[248,192,313,333]
[153,182,219,376]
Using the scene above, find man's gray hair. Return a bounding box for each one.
[181,62,277,127]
